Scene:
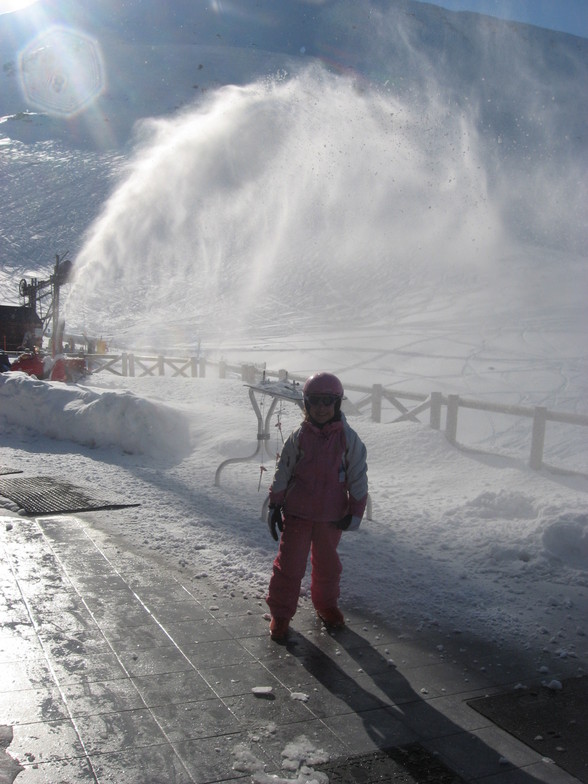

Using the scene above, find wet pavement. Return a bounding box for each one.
[0,509,585,784]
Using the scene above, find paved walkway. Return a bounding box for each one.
[0,510,584,784]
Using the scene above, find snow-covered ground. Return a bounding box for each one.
[1,369,587,675]
[1,0,587,679]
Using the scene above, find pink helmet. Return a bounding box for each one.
[303,372,344,399]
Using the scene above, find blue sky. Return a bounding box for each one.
[416,0,588,38]
[1,0,587,38]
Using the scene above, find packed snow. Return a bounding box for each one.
[1,0,587,739]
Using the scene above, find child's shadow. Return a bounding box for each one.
[286,626,544,783]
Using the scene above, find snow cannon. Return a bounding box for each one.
[10,350,89,383]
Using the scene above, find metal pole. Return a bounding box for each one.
[52,255,60,356]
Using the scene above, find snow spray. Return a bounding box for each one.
[66,64,508,348]
[65,34,586,353]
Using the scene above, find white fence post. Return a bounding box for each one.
[121,352,128,376]
[157,356,165,376]
[430,392,442,430]
[530,406,547,470]
[446,394,459,444]
[129,353,135,377]
[371,384,382,422]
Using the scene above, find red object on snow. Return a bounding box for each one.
[10,351,45,378]
[50,358,68,382]
[10,352,88,382]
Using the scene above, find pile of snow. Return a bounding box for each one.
[0,372,190,459]
[232,733,329,784]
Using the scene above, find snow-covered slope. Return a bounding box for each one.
[1,1,587,663]
[1,0,585,452]
[1,0,586,277]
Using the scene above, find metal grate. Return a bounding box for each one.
[315,744,464,783]
[0,476,140,516]
[468,676,588,782]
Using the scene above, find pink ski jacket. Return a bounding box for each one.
[269,414,368,528]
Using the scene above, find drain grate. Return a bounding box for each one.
[0,476,140,516]
[315,744,464,783]
[468,676,588,782]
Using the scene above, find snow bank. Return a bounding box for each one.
[542,516,588,571]
[0,372,190,459]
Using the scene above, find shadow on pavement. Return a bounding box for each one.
[287,625,549,783]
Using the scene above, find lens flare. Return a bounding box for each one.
[0,0,38,13]
[18,25,104,117]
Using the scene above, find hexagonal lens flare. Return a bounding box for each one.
[18,26,104,116]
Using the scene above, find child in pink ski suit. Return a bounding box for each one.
[266,372,368,641]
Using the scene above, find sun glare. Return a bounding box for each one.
[0,0,39,14]
[18,26,105,117]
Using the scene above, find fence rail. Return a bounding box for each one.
[75,353,588,476]
[86,353,205,378]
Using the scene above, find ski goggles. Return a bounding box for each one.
[305,394,339,407]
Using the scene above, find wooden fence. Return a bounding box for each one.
[86,352,204,378]
[83,353,588,476]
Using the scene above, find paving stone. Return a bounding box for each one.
[1,511,584,784]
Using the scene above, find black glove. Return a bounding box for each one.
[267,505,284,541]
[333,514,353,530]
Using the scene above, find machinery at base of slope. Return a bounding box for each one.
[7,348,89,383]
[0,254,90,383]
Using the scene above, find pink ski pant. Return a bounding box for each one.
[266,515,343,620]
